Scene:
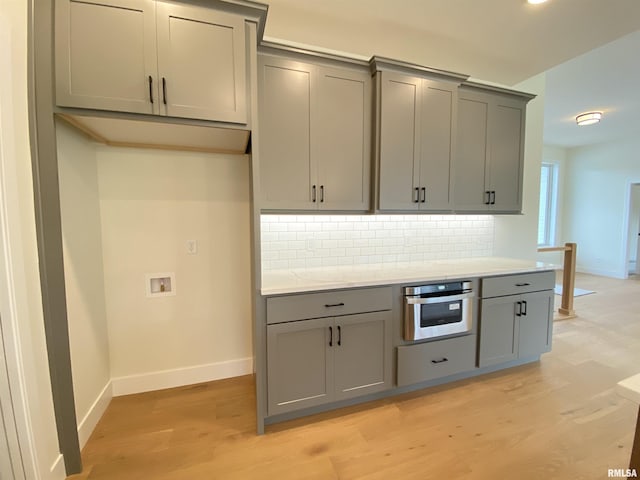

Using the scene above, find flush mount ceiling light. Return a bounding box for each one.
[527,0,548,4]
[576,111,602,126]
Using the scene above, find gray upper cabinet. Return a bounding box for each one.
[155,2,246,123]
[454,86,531,213]
[377,71,458,212]
[55,0,247,124]
[55,0,157,115]
[258,53,371,211]
[258,57,315,210]
[316,68,371,211]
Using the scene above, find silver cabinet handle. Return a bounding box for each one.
[312,185,316,203]
[421,187,426,203]
[320,185,324,203]
[406,292,475,305]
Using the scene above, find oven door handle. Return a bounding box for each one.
[406,292,475,305]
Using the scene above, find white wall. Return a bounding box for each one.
[56,121,111,448]
[563,137,640,278]
[0,1,65,478]
[493,73,546,261]
[96,146,253,394]
[261,214,494,270]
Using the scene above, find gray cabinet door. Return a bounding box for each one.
[316,67,371,211]
[267,318,333,416]
[418,79,456,211]
[378,72,421,210]
[55,0,158,114]
[518,290,553,358]
[55,0,247,123]
[478,296,518,367]
[259,56,316,210]
[333,312,391,401]
[454,91,490,212]
[156,2,247,123]
[488,97,525,212]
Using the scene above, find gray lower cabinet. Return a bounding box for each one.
[517,291,554,358]
[258,52,371,211]
[267,311,391,416]
[267,317,333,414]
[479,272,554,367]
[397,334,477,387]
[478,296,519,366]
[454,85,533,213]
[333,312,390,401]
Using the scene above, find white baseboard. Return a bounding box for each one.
[111,357,254,397]
[77,381,112,449]
[576,265,625,279]
[49,454,65,480]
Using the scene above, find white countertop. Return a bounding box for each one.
[617,373,640,405]
[261,257,557,295]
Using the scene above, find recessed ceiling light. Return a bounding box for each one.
[527,0,548,4]
[576,112,602,126]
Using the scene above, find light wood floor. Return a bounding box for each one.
[68,273,640,480]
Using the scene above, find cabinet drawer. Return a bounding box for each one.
[267,287,392,324]
[397,334,477,387]
[481,270,555,298]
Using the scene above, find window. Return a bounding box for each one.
[537,162,558,246]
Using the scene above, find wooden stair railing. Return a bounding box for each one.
[537,242,577,318]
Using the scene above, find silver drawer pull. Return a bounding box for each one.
[515,282,531,287]
[431,357,449,364]
[324,302,345,308]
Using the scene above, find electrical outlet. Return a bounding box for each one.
[186,240,198,255]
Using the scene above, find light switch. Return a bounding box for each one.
[186,240,198,255]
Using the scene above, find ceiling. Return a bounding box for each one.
[543,30,640,148]
[262,0,640,148]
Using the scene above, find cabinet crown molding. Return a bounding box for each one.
[460,80,536,102]
[370,56,469,84]
[258,41,370,69]
[201,0,269,41]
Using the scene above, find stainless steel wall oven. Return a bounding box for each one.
[404,281,475,341]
